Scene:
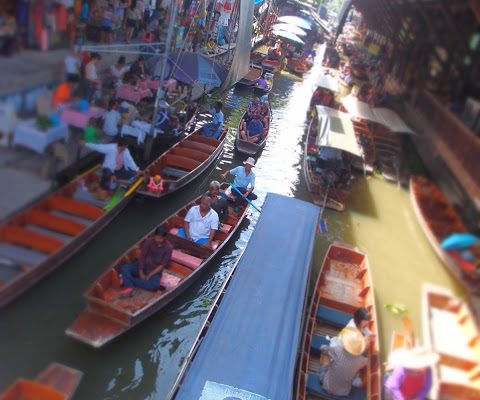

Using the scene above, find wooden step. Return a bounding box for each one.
[0,226,63,254]
[26,225,75,243]
[47,196,104,221]
[26,210,86,236]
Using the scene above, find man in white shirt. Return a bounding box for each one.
[84,52,102,101]
[103,99,122,136]
[177,196,219,247]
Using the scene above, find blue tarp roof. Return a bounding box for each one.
[175,193,320,400]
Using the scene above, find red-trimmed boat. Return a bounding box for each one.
[66,184,248,348]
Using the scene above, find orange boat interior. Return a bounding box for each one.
[298,245,380,400]
[425,288,480,399]
[0,168,115,290]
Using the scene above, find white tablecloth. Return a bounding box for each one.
[13,119,69,154]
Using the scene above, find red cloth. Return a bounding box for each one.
[57,4,68,32]
[400,370,426,400]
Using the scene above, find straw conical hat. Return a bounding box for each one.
[340,327,366,356]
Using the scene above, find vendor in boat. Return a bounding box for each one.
[384,347,438,400]
[81,137,140,190]
[316,327,368,397]
[177,196,219,248]
[221,157,258,206]
[201,101,224,140]
[207,180,229,225]
[120,227,173,295]
[240,115,264,144]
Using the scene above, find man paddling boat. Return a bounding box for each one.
[221,157,258,206]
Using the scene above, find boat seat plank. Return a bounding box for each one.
[47,196,104,221]
[164,154,201,173]
[50,211,96,227]
[26,225,75,243]
[0,226,63,254]
[35,363,83,399]
[179,140,216,154]
[163,167,189,179]
[306,373,366,400]
[0,243,48,268]
[311,335,330,355]
[317,306,352,328]
[171,147,210,162]
[26,210,85,236]
[0,263,24,283]
[188,134,220,146]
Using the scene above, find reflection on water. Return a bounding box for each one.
[0,49,461,399]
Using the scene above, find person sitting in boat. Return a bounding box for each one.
[120,227,173,295]
[331,308,374,347]
[221,157,258,206]
[259,101,270,131]
[240,115,264,144]
[384,347,438,400]
[176,196,219,248]
[241,97,261,132]
[315,327,368,397]
[207,180,229,225]
[201,101,224,140]
[81,137,140,190]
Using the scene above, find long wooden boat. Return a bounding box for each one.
[236,64,263,87]
[410,176,479,294]
[423,284,480,399]
[296,242,381,400]
[0,362,82,400]
[235,110,271,155]
[262,58,282,73]
[137,115,227,198]
[66,184,248,348]
[0,166,139,308]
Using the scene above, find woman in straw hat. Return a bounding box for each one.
[316,327,368,397]
[221,158,258,207]
[384,347,438,400]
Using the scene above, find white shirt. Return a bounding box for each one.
[64,55,80,75]
[85,143,139,172]
[85,61,98,81]
[110,64,129,80]
[185,206,219,242]
[103,110,122,136]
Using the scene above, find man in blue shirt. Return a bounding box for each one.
[240,115,264,143]
[202,101,224,140]
[221,157,258,206]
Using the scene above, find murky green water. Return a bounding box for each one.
[0,49,462,399]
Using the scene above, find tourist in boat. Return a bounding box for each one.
[240,115,264,144]
[120,227,173,295]
[240,97,261,132]
[81,137,140,190]
[176,196,219,247]
[207,181,229,225]
[221,157,258,206]
[384,347,439,400]
[316,327,368,397]
[202,101,224,140]
[259,101,270,131]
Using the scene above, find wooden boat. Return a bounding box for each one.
[0,166,140,308]
[423,284,480,399]
[296,242,381,400]
[253,71,274,94]
[0,362,82,400]
[235,110,271,155]
[137,115,227,198]
[286,58,308,75]
[262,58,282,73]
[236,64,263,87]
[410,176,480,294]
[66,184,248,348]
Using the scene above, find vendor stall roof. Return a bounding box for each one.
[315,106,363,157]
[341,95,415,134]
[315,73,339,92]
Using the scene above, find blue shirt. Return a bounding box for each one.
[212,110,224,131]
[230,166,255,189]
[247,120,264,136]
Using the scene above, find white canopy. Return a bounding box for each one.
[315,73,339,93]
[341,95,415,135]
[315,106,362,157]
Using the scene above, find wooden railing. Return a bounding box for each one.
[413,90,480,205]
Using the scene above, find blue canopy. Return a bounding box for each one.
[175,193,320,400]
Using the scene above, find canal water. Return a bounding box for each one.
[0,52,462,399]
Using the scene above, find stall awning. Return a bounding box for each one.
[341,95,415,134]
[316,105,363,157]
[315,73,339,93]
[175,193,320,400]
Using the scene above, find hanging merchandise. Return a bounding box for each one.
[223,1,232,12]
[176,26,185,49]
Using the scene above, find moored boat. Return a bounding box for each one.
[236,64,263,87]
[137,116,227,198]
[287,58,309,75]
[66,184,248,348]
[235,109,271,155]
[262,58,282,72]
[409,176,479,294]
[0,166,140,308]
[0,362,82,400]
[296,242,381,400]
[422,284,480,399]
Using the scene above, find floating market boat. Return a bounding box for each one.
[167,193,319,399]
[235,109,271,156]
[0,363,82,400]
[253,72,274,94]
[286,58,309,75]
[137,114,227,198]
[0,166,141,308]
[66,184,248,348]
[262,58,282,73]
[296,242,381,400]
[236,64,263,88]
[410,176,479,294]
[423,284,480,399]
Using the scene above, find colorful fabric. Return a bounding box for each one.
[385,367,432,400]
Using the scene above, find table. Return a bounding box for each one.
[116,86,152,104]
[13,119,69,154]
[60,107,106,129]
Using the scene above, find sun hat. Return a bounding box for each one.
[243,157,256,167]
[389,347,439,370]
[340,327,366,356]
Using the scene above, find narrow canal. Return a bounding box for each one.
[0,51,462,399]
